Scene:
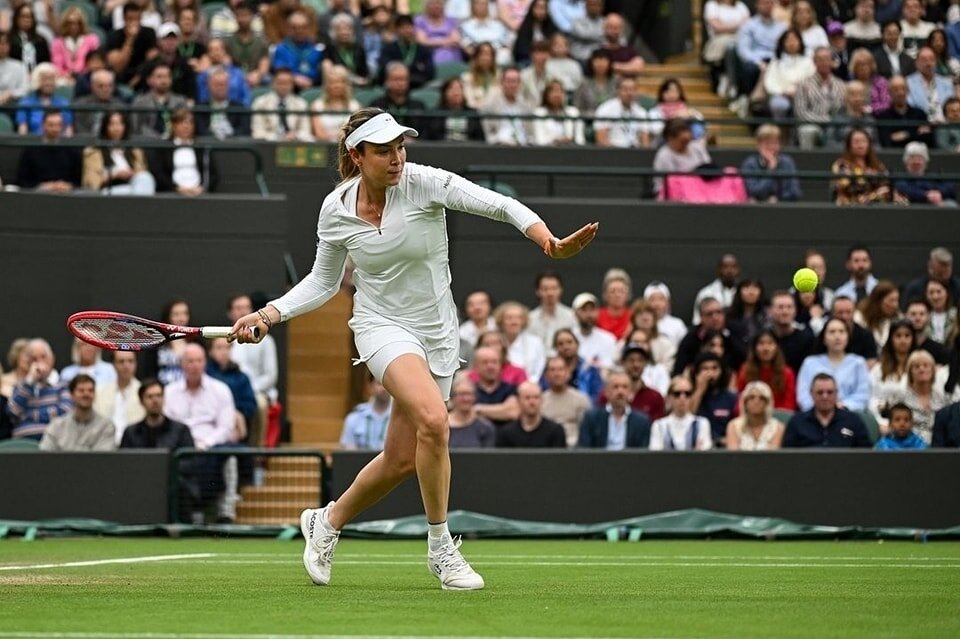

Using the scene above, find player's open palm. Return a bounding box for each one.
[545,222,599,259]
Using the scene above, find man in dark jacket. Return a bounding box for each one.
[783,373,872,447]
[875,75,934,148]
[893,142,957,206]
[120,379,194,449]
[377,14,434,88]
[932,402,960,447]
[16,111,81,191]
[578,370,651,449]
[205,337,257,436]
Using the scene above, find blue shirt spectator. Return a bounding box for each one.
[205,343,257,430]
[16,92,72,135]
[549,0,586,34]
[874,432,927,449]
[339,400,391,450]
[906,49,954,120]
[736,5,786,66]
[740,124,802,202]
[271,10,325,88]
[196,64,251,107]
[539,356,603,404]
[796,353,871,411]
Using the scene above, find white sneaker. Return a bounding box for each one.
[427,536,485,591]
[300,503,340,585]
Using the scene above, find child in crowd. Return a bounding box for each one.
[874,403,927,450]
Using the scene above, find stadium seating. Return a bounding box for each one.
[0,113,13,135]
[353,87,380,107]
[410,87,440,109]
[61,0,99,28]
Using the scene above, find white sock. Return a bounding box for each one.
[427,521,450,550]
[320,504,338,532]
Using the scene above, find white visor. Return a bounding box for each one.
[345,113,419,150]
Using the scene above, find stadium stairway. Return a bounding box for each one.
[640,58,754,148]
[237,456,322,525]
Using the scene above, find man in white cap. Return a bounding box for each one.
[571,292,617,369]
[893,142,957,206]
[642,281,688,347]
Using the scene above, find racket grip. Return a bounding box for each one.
[202,326,261,339]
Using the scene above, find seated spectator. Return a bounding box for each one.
[797,317,872,411]
[648,77,707,143]
[547,0,585,35]
[497,381,567,447]
[932,401,960,447]
[225,294,278,447]
[16,63,72,136]
[271,10,324,90]
[206,337,256,439]
[619,328,671,395]
[737,328,798,410]
[310,65,359,141]
[875,402,927,448]
[150,108,219,196]
[831,127,901,204]
[573,48,615,116]
[539,356,591,447]
[460,0,513,66]
[7,338,71,440]
[72,70,124,136]
[459,289,496,346]
[874,0,905,25]
[1,338,30,400]
[532,79,585,146]
[571,292,619,369]
[726,380,786,449]
[741,124,802,202]
[827,20,850,80]
[578,370,652,449]
[693,254,740,324]
[593,76,650,148]
[763,29,816,120]
[542,328,604,402]
[623,301,677,371]
[885,349,950,441]
[907,46,954,122]
[901,246,960,319]
[868,319,916,420]
[906,298,950,365]
[642,282,689,348]
[545,33,581,93]
[605,341,667,419]
[834,244,877,305]
[60,339,117,386]
[876,74,933,147]
[519,39,551,107]
[595,268,631,340]
[935,96,960,150]
[874,19,915,78]
[211,0,265,40]
[173,8,207,64]
[850,47,891,114]
[675,296,748,377]
[110,0,162,32]
[196,39,249,106]
[653,119,712,199]
[855,279,902,351]
[900,0,935,58]
[688,351,737,445]
[339,374,391,450]
[0,30,28,106]
[8,4,50,76]
[926,279,956,344]
[370,62,428,132]
[783,372,873,446]
[378,14,435,88]
[831,294,881,363]
[262,0,317,45]
[253,67,313,142]
[792,1,829,56]
[460,41,501,109]
[105,2,158,87]
[926,29,957,78]
[415,0,462,66]
[39,374,115,451]
[447,374,496,448]
[894,141,957,205]
[732,0,786,102]
[138,23,195,99]
[481,66,534,145]
[526,270,576,353]
[324,13,371,86]
[361,4,392,71]
[472,331,529,386]
[844,0,882,52]
[703,0,750,96]
[224,1,269,88]
[794,46,847,148]
[318,0,362,47]
[648,375,712,450]
[82,111,156,195]
[599,12,644,78]
[569,0,605,64]
[828,80,878,146]
[498,0,534,33]
[195,66,251,139]
[139,299,193,384]
[15,110,81,192]
[132,62,189,137]
[423,76,485,142]
[471,346,521,427]
[495,301,546,381]
[797,249,836,329]
[51,7,100,84]
[513,0,557,67]
[120,378,195,452]
[93,351,145,445]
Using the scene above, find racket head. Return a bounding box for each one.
[67,311,201,351]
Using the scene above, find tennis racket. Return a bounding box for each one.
[67,310,258,352]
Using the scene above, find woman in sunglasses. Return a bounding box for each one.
[649,376,713,450]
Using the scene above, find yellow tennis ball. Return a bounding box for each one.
[793,268,819,293]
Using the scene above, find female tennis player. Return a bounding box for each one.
[230,107,597,591]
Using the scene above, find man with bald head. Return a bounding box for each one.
[876,75,933,147]
[906,47,954,122]
[496,382,567,447]
[471,346,520,428]
[600,13,644,78]
[72,69,123,135]
[7,338,71,440]
[577,370,651,449]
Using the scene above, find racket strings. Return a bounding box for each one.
[69,318,167,348]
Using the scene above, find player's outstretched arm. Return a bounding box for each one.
[526,221,599,260]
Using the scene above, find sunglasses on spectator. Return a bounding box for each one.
[670,390,692,397]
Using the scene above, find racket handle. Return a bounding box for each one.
[202,326,261,340]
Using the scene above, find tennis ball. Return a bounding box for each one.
[793,268,819,293]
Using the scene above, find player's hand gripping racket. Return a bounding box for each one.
[67,311,258,352]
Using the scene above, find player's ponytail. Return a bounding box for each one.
[337,107,385,184]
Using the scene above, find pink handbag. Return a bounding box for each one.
[660,167,748,204]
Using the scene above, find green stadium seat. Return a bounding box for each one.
[54,85,75,101]
[301,0,328,14]
[300,88,324,104]
[0,438,40,450]
[0,112,13,134]
[251,86,272,102]
[353,87,381,107]
[435,60,468,83]
[857,410,880,444]
[61,0,99,29]
[87,24,107,47]
[474,179,518,198]
[201,1,226,23]
[638,94,656,110]
[411,87,440,109]
[772,409,794,425]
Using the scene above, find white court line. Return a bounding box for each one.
[220,552,960,562]
[0,633,712,639]
[0,554,217,572]
[179,559,960,569]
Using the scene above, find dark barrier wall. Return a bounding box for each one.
[0,451,169,523]
[333,451,960,529]
[0,193,289,373]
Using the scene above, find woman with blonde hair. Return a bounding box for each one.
[494,301,546,380]
[884,350,949,442]
[1,338,31,399]
[649,375,713,450]
[460,41,500,108]
[848,47,890,114]
[532,79,585,146]
[51,7,101,82]
[623,300,676,370]
[312,64,361,142]
[790,0,827,55]
[725,381,785,450]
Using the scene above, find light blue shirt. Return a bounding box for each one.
[549,0,585,33]
[736,16,785,65]
[906,72,955,120]
[834,275,878,303]
[796,354,871,412]
[339,401,391,450]
[605,404,630,451]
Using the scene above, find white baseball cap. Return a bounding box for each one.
[345,113,419,150]
[158,22,181,38]
[643,281,671,300]
[572,292,598,310]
